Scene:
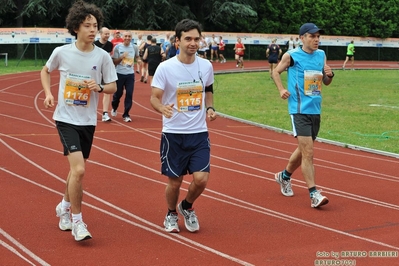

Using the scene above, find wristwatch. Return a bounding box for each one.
[98,84,104,93]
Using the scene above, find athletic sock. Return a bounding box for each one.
[181,199,193,210]
[282,169,292,180]
[103,112,108,115]
[72,213,83,223]
[309,186,317,198]
[61,198,71,210]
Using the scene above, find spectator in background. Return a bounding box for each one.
[135,34,144,74]
[234,37,245,68]
[111,30,123,51]
[143,37,164,85]
[111,31,140,122]
[197,35,208,58]
[162,32,171,60]
[218,35,226,63]
[286,36,295,51]
[94,27,114,122]
[209,34,218,62]
[167,35,178,59]
[139,35,152,83]
[342,40,355,70]
[294,37,301,48]
[203,34,211,59]
[265,38,282,79]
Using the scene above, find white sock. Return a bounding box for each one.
[72,213,83,223]
[61,199,71,210]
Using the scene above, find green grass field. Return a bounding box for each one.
[2,60,398,155]
[214,69,399,155]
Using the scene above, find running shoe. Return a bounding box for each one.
[102,112,111,122]
[123,116,132,122]
[310,190,329,208]
[275,172,294,197]
[72,221,92,241]
[111,109,117,117]
[163,212,179,233]
[178,202,199,232]
[55,203,72,231]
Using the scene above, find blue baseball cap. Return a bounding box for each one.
[299,23,324,36]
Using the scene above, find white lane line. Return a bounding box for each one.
[0,229,50,266]
[0,139,254,266]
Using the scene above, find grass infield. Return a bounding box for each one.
[214,69,399,155]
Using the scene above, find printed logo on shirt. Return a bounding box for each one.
[92,66,97,70]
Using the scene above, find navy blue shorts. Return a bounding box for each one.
[56,121,95,158]
[160,132,210,177]
[291,114,320,140]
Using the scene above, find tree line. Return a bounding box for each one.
[1,0,398,38]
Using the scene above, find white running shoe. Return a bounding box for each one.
[163,212,179,233]
[311,190,329,208]
[102,112,111,122]
[72,221,92,241]
[55,203,72,231]
[178,202,199,232]
[275,172,294,197]
[111,109,117,117]
[123,116,132,122]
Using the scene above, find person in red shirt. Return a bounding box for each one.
[111,30,123,54]
[234,37,245,68]
[218,35,226,63]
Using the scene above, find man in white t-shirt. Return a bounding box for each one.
[150,19,217,234]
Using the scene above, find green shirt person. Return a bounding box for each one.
[342,40,355,70]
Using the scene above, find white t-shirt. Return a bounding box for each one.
[151,56,214,133]
[46,43,117,126]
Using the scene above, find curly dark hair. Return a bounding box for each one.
[65,0,104,38]
[174,19,202,41]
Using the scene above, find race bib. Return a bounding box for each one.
[304,70,323,96]
[64,73,91,107]
[121,56,134,67]
[176,81,203,112]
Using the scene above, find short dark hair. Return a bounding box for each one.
[65,0,104,38]
[147,35,152,41]
[174,19,202,40]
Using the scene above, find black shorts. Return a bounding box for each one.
[218,49,224,56]
[160,132,210,177]
[346,54,354,59]
[291,114,320,140]
[148,66,158,76]
[56,121,95,158]
[197,50,205,56]
[268,55,278,64]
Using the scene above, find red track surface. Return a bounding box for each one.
[1,60,399,266]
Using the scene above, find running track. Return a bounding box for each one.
[1,60,399,266]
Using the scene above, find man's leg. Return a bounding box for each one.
[185,172,209,204]
[123,74,135,118]
[165,176,183,211]
[296,136,315,188]
[66,152,86,215]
